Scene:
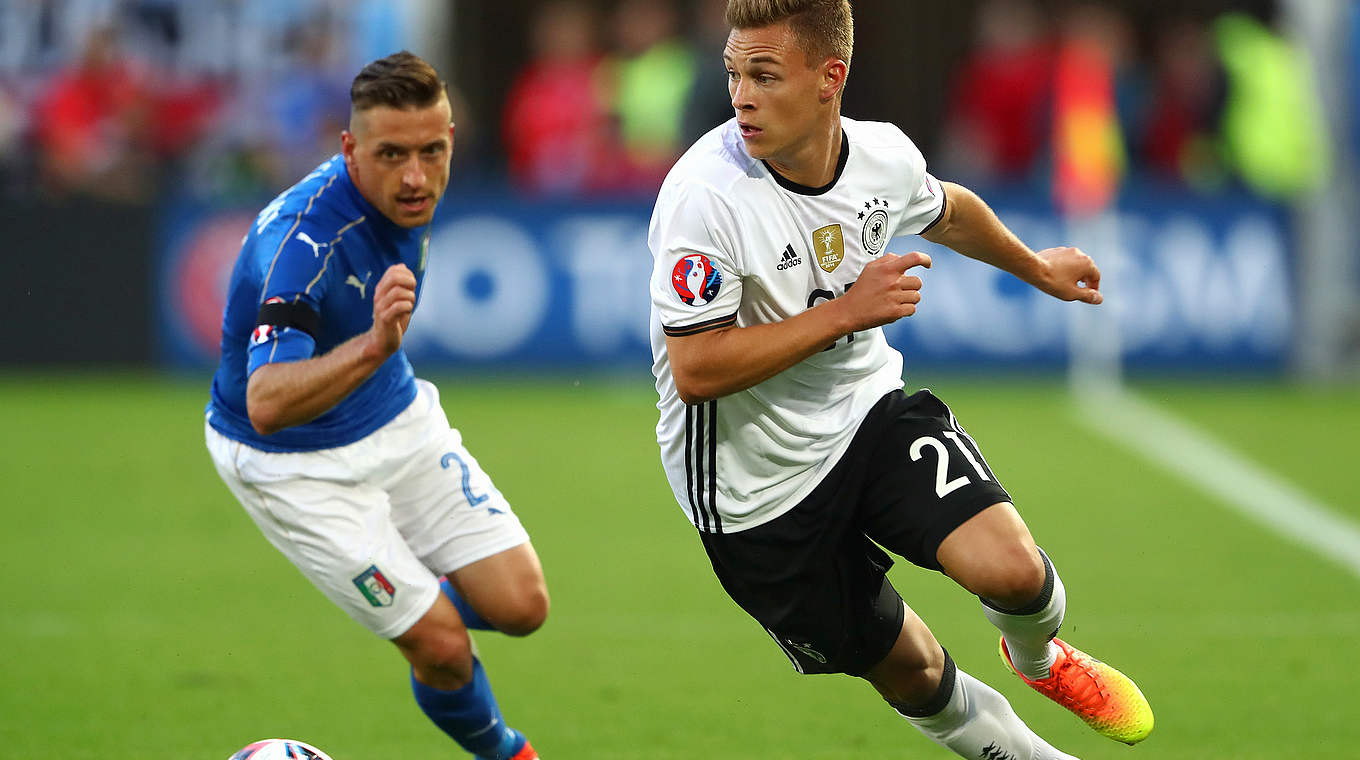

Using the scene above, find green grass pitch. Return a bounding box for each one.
[2,372,1358,759]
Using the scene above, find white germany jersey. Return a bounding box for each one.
[649,116,947,533]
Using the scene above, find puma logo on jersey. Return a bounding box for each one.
[776,243,803,271]
[345,271,371,298]
[296,232,328,257]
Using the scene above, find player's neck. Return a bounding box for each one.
[765,117,843,189]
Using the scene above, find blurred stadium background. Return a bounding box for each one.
[2,0,1358,758]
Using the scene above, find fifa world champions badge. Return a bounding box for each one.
[672,254,723,306]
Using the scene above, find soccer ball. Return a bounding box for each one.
[227,738,334,760]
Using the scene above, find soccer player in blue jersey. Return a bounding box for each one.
[204,52,544,760]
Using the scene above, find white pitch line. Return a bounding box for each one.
[1073,386,1360,580]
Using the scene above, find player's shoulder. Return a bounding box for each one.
[842,116,925,167]
[253,157,353,234]
[661,121,759,200]
[842,116,916,149]
[247,157,361,257]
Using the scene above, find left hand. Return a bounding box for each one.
[1035,246,1102,305]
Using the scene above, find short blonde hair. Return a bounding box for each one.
[725,0,854,66]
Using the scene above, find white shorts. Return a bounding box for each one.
[205,379,530,639]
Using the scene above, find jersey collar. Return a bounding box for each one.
[762,129,849,196]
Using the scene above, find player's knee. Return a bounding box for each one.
[401,627,475,689]
[976,545,1047,609]
[495,583,550,637]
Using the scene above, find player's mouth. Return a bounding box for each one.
[396,195,430,214]
[738,122,762,139]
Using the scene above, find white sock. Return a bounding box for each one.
[982,548,1064,681]
[899,657,1079,760]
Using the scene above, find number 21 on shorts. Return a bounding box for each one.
[909,431,992,498]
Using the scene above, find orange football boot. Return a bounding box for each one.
[507,740,539,760]
[1001,636,1154,745]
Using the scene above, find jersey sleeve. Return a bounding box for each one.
[649,182,744,336]
[891,127,948,237]
[245,225,329,375]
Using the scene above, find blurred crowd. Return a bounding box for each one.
[0,0,1353,205]
[937,0,1338,203]
[0,0,410,202]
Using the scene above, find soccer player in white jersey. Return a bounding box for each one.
[648,2,1154,758]
[205,53,542,760]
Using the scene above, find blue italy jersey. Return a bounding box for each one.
[207,155,431,452]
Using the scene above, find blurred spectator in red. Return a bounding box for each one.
[940,0,1053,183]
[604,0,696,191]
[501,0,615,195]
[1137,18,1226,189]
[32,25,153,199]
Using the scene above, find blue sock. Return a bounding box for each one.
[410,659,526,759]
[441,577,495,631]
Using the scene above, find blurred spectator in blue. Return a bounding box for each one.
[32,24,153,199]
[604,0,696,192]
[189,14,351,200]
[1349,3,1360,164]
[681,0,735,145]
[345,0,413,75]
[939,0,1053,184]
[1138,17,1227,190]
[502,0,615,196]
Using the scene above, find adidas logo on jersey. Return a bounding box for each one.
[776,244,803,271]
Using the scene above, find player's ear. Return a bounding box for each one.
[820,58,848,103]
[340,130,357,165]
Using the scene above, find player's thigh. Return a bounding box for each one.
[445,542,548,635]
[936,502,1043,604]
[207,428,440,640]
[699,494,906,677]
[383,402,532,581]
[860,389,1014,571]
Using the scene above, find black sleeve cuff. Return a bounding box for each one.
[662,312,738,337]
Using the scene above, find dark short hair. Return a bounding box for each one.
[350,51,447,111]
[726,0,854,66]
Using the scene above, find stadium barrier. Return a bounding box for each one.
[158,188,1292,371]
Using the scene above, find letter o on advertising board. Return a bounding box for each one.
[407,216,549,359]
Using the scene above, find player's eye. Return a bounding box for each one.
[726,69,738,81]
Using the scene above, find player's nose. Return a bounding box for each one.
[401,158,425,187]
[731,79,754,110]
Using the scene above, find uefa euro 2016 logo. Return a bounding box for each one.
[671,254,723,306]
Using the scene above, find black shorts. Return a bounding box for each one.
[699,389,1011,676]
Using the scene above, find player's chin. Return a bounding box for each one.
[741,135,772,159]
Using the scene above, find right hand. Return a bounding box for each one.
[369,263,417,356]
[840,251,932,331]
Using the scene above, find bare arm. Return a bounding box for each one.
[922,181,1103,305]
[665,251,931,405]
[246,264,416,435]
